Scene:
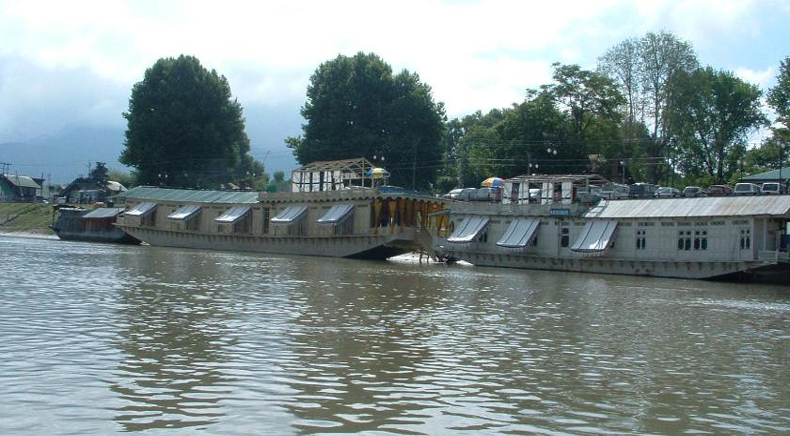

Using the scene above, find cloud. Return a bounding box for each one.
[0,0,787,142]
[0,55,129,141]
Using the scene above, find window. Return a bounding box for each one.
[678,230,692,251]
[694,230,707,251]
[561,227,570,247]
[740,229,751,250]
[636,229,647,250]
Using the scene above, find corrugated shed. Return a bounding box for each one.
[122,187,259,204]
[585,196,790,219]
[3,174,41,189]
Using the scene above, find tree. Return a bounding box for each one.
[666,67,767,184]
[89,162,109,183]
[286,52,446,190]
[120,55,260,188]
[541,63,624,173]
[598,37,643,127]
[766,56,790,171]
[107,169,136,188]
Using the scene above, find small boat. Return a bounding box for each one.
[50,205,141,244]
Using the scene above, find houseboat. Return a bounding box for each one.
[434,174,790,281]
[115,158,447,259]
[50,206,141,244]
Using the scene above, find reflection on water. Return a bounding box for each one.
[0,234,788,435]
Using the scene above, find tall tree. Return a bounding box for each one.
[286,52,445,190]
[666,67,766,184]
[541,63,624,172]
[640,31,699,139]
[89,162,109,183]
[766,56,790,171]
[121,55,259,188]
[598,37,643,127]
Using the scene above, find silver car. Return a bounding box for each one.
[654,187,681,198]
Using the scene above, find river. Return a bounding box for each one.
[0,234,788,435]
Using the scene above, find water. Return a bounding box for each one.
[0,234,788,435]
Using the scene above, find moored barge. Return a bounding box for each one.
[434,174,790,281]
[116,158,447,259]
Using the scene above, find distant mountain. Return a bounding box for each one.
[0,105,302,185]
[0,126,127,184]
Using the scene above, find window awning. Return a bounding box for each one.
[82,207,124,219]
[125,202,157,217]
[496,218,540,250]
[215,206,251,224]
[571,220,618,255]
[271,205,308,225]
[316,204,354,226]
[447,216,490,244]
[167,204,201,221]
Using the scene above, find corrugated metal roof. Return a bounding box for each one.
[743,167,790,181]
[585,196,790,219]
[3,174,41,189]
[82,207,124,219]
[122,186,259,204]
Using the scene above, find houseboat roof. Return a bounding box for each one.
[121,186,259,204]
[585,195,790,219]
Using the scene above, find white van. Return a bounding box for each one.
[760,182,783,195]
[734,182,761,196]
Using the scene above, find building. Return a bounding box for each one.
[57,178,128,205]
[0,174,43,202]
[743,167,790,188]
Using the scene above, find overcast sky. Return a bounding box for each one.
[1,0,788,170]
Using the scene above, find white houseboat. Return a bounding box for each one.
[435,174,790,281]
[116,158,446,259]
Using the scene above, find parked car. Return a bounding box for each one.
[600,183,630,200]
[654,187,681,198]
[629,183,658,199]
[706,184,733,196]
[682,186,707,198]
[458,188,477,201]
[474,187,501,202]
[734,182,761,196]
[760,182,784,195]
[442,188,464,200]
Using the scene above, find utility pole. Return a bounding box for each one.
[0,162,10,175]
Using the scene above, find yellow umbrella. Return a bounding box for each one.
[366,167,390,179]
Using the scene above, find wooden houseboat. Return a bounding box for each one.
[116,158,446,259]
[50,206,141,244]
[434,174,790,281]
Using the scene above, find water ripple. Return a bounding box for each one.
[0,235,788,434]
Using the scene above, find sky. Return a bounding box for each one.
[1,0,789,179]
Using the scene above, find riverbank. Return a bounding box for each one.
[0,203,54,235]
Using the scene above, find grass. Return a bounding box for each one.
[0,203,55,234]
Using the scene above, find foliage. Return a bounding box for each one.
[106,169,137,188]
[767,57,790,131]
[89,162,109,183]
[763,56,790,171]
[665,67,767,184]
[286,52,446,190]
[597,31,698,182]
[120,55,262,189]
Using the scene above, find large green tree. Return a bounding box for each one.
[598,31,699,182]
[286,52,446,190]
[765,56,790,171]
[666,67,766,184]
[121,55,261,188]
